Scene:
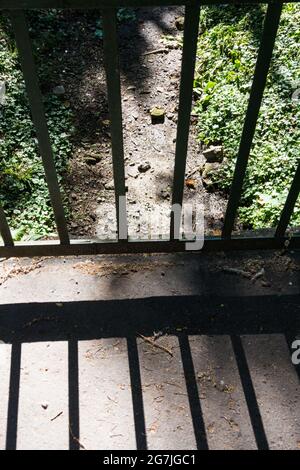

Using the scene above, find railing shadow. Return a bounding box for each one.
[5,342,21,450]
[68,339,80,450]
[127,336,147,450]
[1,294,299,450]
[231,335,268,450]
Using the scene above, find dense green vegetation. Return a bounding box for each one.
[194,3,300,229]
[0,11,74,241]
[1,6,299,240]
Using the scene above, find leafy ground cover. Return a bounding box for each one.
[0,11,74,240]
[193,3,300,230]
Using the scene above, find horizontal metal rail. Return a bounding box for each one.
[0,1,299,259]
[0,1,294,9]
[0,235,299,258]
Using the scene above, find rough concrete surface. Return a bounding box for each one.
[0,250,299,450]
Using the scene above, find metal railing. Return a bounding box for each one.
[0,0,299,257]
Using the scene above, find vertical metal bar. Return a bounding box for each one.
[10,10,69,245]
[103,9,128,240]
[170,4,200,240]
[222,3,283,238]
[275,162,300,238]
[0,206,14,247]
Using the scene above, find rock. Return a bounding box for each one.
[150,107,165,124]
[160,189,170,200]
[201,162,220,176]
[138,162,151,173]
[203,145,223,163]
[201,162,220,190]
[104,180,114,190]
[127,167,139,178]
[85,156,99,165]
[52,85,65,95]
[175,16,185,31]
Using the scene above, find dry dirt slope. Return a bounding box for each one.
[58,7,226,239]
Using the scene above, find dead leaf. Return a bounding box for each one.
[185,178,197,189]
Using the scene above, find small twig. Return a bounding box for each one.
[223,267,252,279]
[153,395,164,403]
[143,366,154,372]
[137,333,173,357]
[69,424,86,450]
[164,381,182,389]
[51,411,63,422]
[143,48,168,56]
[107,395,118,404]
[251,267,265,283]
[94,347,103,355]
[151,142,162,153]
[221,415,237,429]
[221,415,231,424]
[186,166,201,179]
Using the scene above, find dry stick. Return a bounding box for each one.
[223,267,252,279]
[143,48,168,56]
[186,166,201,179]
[50,411,63,422]
[69,424,86,450]
[151,142,162,153]
[251,267,265,283]
[164,381,182,388]
[107,395,118,404]
[221,415,237,429]
[137,333,173,357]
